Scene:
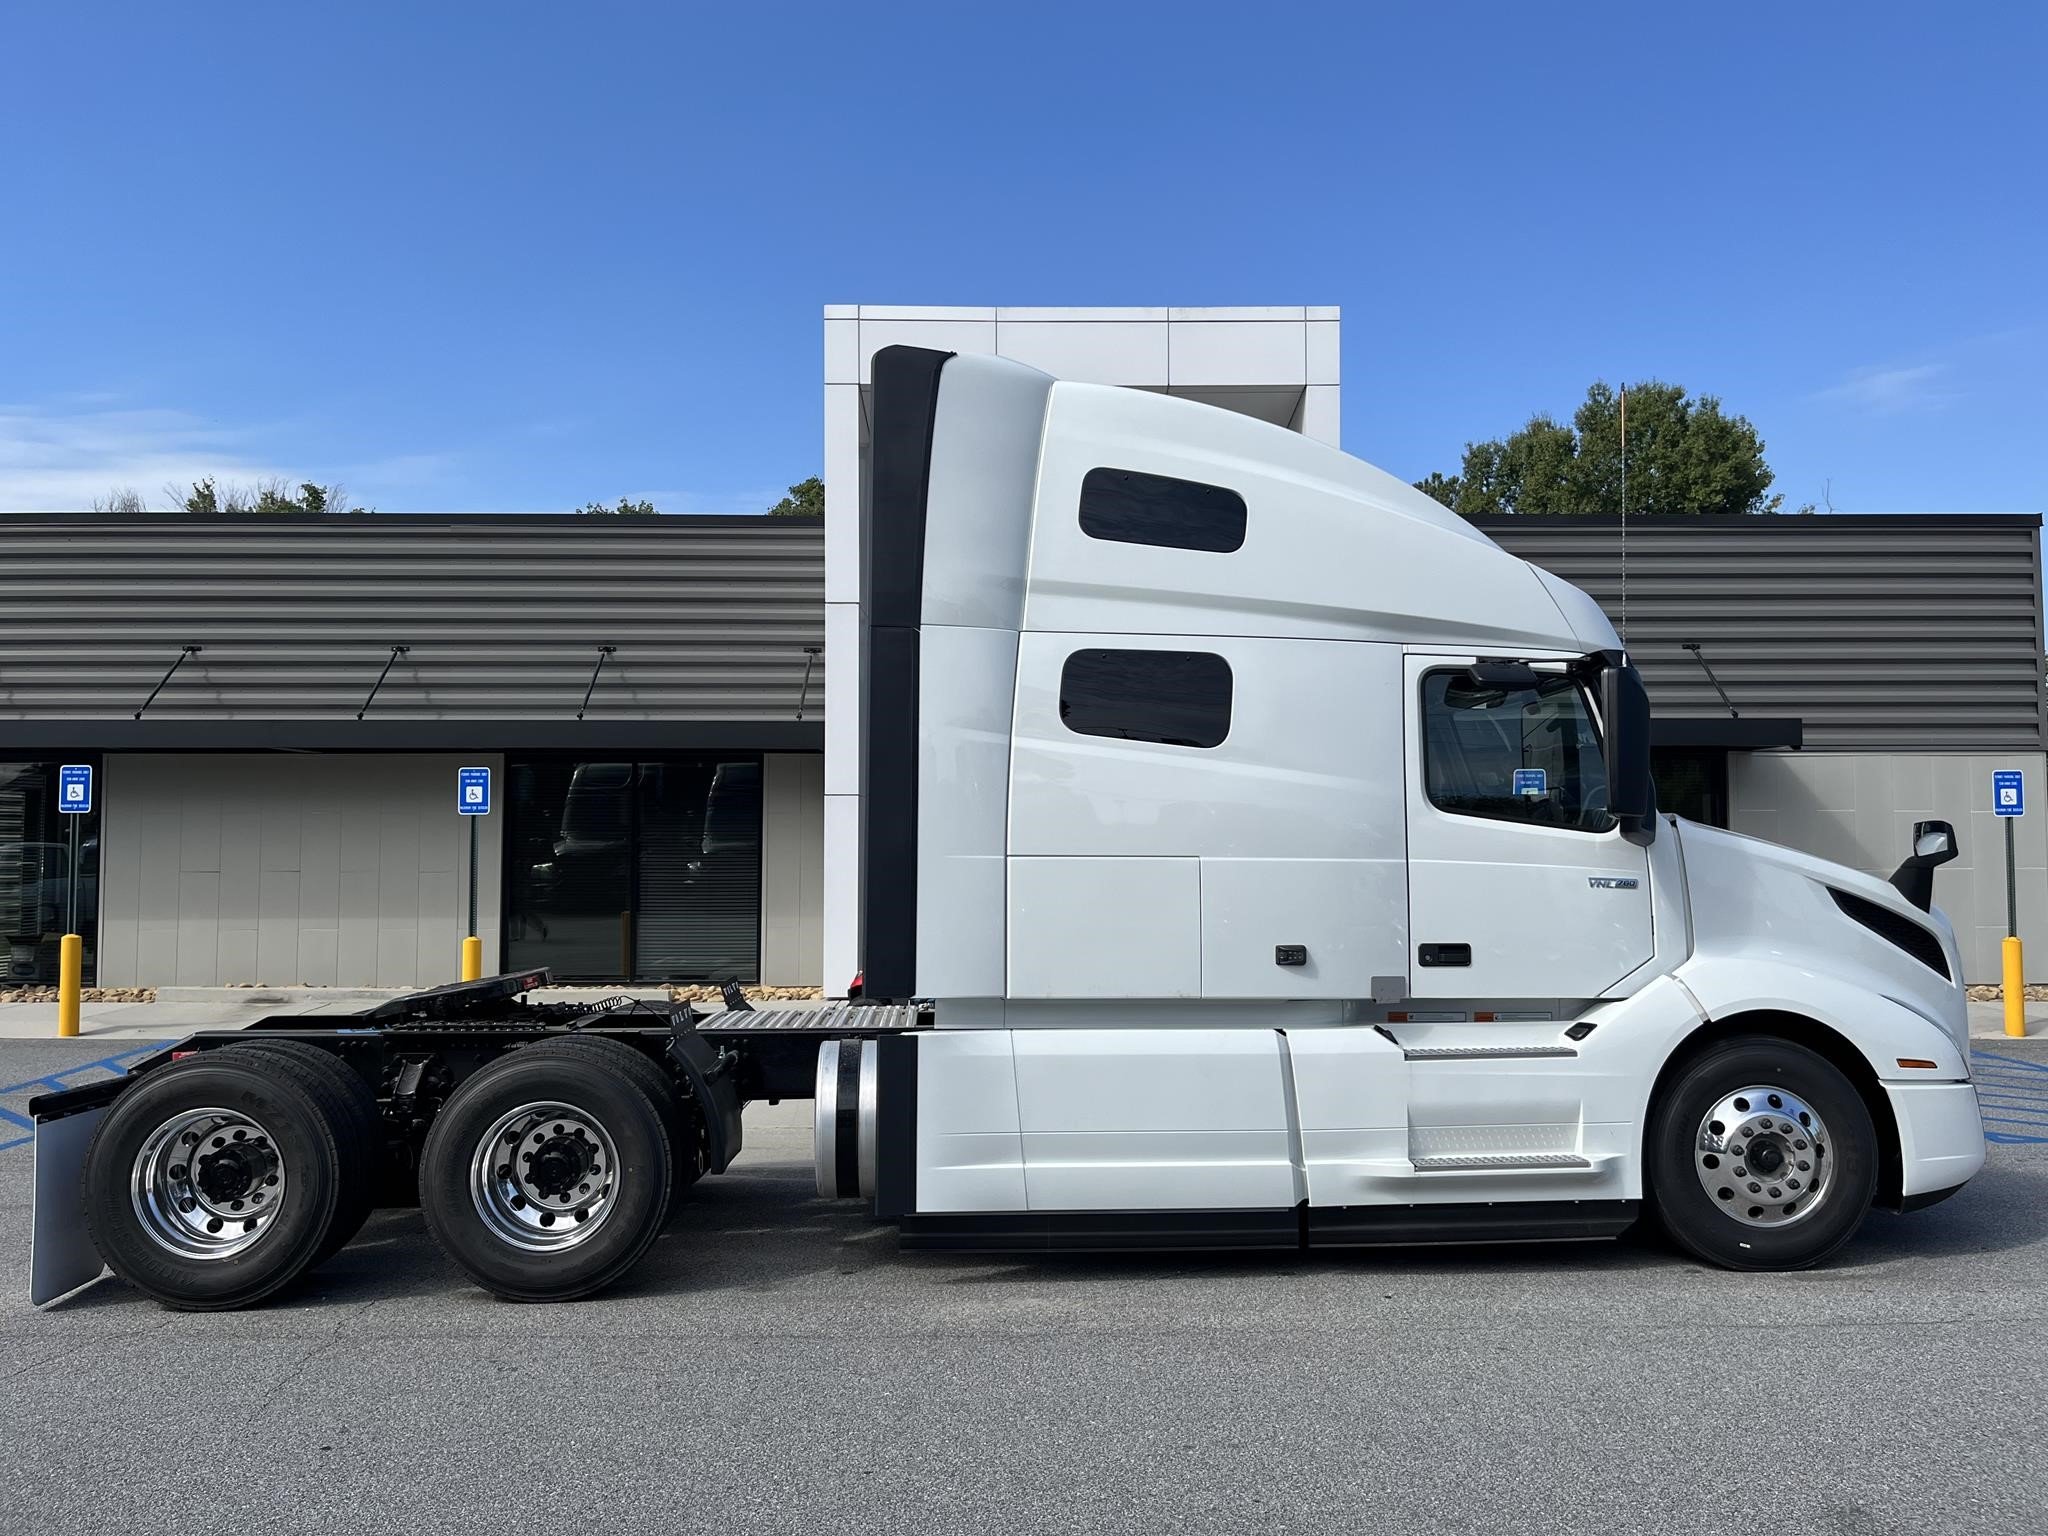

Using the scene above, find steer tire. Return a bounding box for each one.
[217,1040,382,1261]
[418,1048,673,1302]
[1647,1035,1878,1272]
[82,1052,347,1311]
[512,1036,706,1198]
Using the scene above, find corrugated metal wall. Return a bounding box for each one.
[1478,515,2046,751]
[0,514,824,722]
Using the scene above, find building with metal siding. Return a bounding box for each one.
[0,514,825,991]
[1480,513,2047,981]
[1477,514,2045,752]
[2,449,2041,992]
[0,514,825,738]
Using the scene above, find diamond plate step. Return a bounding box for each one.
[1408,1152,1593,1172]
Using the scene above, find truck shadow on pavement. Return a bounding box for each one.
[39,1152,2046,1314]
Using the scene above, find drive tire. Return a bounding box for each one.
[217,1040,381,1261]
[82,1052,347,1311]
[513,1036,706,1196]
[418,1049,673,1301]
[1648,1035,1878,1271]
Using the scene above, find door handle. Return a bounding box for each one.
[1418,943,1471,968]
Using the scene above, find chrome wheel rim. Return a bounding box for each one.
[130,1106,288,1259]
[469,1101,621,1253]
[1694,1084,1831,1228]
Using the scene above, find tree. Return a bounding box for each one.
[575,497,659,516]
[767,476,823,517]
[165,477,366,514]
[90,487,147,514]
[1414,381,1800,517]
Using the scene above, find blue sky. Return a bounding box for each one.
[2,3,2041,515]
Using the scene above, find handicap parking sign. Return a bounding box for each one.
[457,766,491,816]
[58,764,92,814]
[1994,770,2025,817]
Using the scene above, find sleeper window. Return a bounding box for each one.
[1421,669,1615,832]
[1060,649,1233,749]
[1079,467,1246,553]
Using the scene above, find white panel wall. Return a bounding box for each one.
[100,754,502,987]
[1731,750,2048,984]
[822,305,1343,996]
[760,753,824,987]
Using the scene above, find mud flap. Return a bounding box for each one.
[29,1086,115,1306]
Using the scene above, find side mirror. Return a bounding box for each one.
[1599,659,1657,845]
[1890,819,1958,913]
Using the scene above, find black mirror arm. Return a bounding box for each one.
[1889,819,1958,913]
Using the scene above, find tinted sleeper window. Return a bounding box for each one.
[1079,467,1246,553]
[1060,649,1233,749]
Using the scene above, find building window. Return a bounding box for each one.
[504,756,762,982]
[1059,649,1233,749]
[1079,467,1247,553]
[0,761,100,986]
[1651,748,1728,828]
[1420,669,1615,832]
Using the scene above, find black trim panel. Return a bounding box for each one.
[898,1209,1300,1253]
[859,345,953,1002]
[872,1032,918,1220]
[1308,1200,1639,1246]
[834,1040,861,1196]
[897,1200,1642,1253]
[1828,887,1951,980]
[1891,1181,1969,1214]
[1649,716,1803,751]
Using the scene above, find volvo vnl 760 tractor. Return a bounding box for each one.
[29,345,1985,1309]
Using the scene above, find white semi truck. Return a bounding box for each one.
[29,345,1985,1309]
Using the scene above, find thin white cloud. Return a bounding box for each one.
[1816,362,1958,416]
[0,402,288,512]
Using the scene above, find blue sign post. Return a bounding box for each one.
[1994,770,2025,945]
[1994,770,2025,817]
[57,765,91,938]
[58,764,92,815]
[458,768,490,979]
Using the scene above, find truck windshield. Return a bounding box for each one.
[1421,668,1616,832]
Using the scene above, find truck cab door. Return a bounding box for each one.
[1402,653,1653,1000]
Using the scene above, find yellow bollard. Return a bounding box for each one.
[2003,935,2026,1038]
[57,933,82,1038]
[461,935,483,982]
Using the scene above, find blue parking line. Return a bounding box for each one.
[0,1044,165,1154]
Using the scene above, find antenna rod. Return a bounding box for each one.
[1682,641,1739,718]
[1619,384,1628,647]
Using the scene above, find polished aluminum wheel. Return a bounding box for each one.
[130,1106,288,1259]
[1694,1084,1832,1228]
[469,1101,621,1253]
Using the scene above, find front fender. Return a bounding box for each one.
[1673,955,1971,1081]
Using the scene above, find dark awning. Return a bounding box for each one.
[1651,716,1802,751]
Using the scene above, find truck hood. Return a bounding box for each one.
[1673,817,1968,1053]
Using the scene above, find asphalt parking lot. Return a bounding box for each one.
[4,1037,2045,1536]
